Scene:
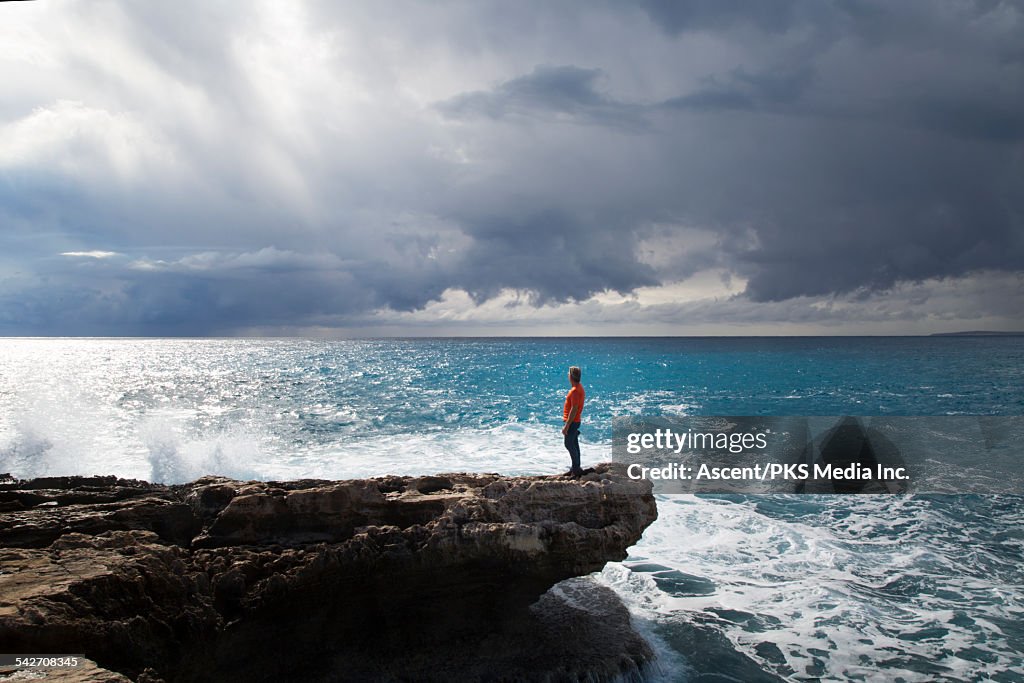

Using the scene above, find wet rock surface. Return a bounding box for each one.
[0,464,657,682]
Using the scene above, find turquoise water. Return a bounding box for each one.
[1,337,1022,681]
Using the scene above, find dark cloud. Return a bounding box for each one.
[445,209,659,304]
[0,249,383,336]
[662,66,814,112]
[0,0,1021,334]
[636,0,807,34]
[437,65,645,130]
[913,96,1024,142]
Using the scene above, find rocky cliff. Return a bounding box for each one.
[0,464,657,682]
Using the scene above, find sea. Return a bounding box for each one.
[1,336,1022,682]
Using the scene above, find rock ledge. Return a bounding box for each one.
[0,464,657,682]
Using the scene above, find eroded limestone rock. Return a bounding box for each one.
[0,464,657,682]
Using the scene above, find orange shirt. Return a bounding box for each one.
[563,384,585,423]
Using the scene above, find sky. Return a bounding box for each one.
[1,0,1022,336]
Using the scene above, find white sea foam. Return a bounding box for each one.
[608,391,696,418]
[0,375,129,478]
[610,494,1024,681]
[254,420,596,481]
[138,413,265,483]
[595,564,694,682]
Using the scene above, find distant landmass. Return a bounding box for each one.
[930,331,1024,336]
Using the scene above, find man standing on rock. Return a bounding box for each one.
[562,365,585,478]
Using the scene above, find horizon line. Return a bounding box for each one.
[1,332,1022,341]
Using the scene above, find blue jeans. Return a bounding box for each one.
[564,422,582,475]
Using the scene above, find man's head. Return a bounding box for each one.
[568,366,581,384]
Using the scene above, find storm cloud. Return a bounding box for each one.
[0,0,1021,334]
